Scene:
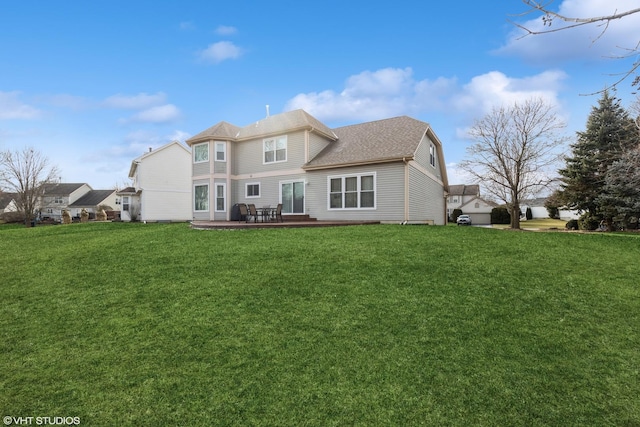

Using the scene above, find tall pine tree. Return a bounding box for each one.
[558,91,637,227]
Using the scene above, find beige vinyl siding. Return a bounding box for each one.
[414,136,442,181]
[232,175,303,208]
[308,132,332,161]
[408,165,446,224]
[234,130,306,175]
[305,163,406,222]
[214,161,227,174]
[193,160,210,176]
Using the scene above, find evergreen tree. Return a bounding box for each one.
[599,146,640,229]
[558,91,637,226]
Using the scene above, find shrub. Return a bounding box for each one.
[578,212,600,231]
[450,208,463,223]
[491,207,510,224]
[0,211,24,224]
[525,207,533,220]
[565,219,579,230]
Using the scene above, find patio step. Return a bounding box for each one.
[283,214,316,222]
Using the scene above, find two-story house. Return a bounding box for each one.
[40,183,116,221]
[117,141,191,222]
[186,109,449,224]
[447,184,496,224]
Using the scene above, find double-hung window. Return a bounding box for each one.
[194,143,209,163]
[246,183,260,198]
[215,142,226,162]
[263,136,287,164]
[328,173,376,209]
[215,183,226,212]
[122,196,130,212]
[194,184,209,212]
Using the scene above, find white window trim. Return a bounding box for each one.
[193,142,209,164]
[215,141,226,162]
[215,183,226,212]
[327,172,377,210]
[263,135,287,165]
[194,184,209,212]
[429,143,436,167]
[245,182,261,198]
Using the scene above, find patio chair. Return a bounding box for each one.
[274,203,283,222]
[238,203,249,222]
[247,204,260,223]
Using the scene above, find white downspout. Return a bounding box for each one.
[403,157,409,223]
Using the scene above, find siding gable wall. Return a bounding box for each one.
[234,130,306,175]
[138,143,191,221]
[408,165,445,225]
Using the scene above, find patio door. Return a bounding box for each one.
[281,181,305,214]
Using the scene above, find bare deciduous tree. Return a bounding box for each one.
[460,98,568,229]
[513,0,640,91]
[0,147,60,226]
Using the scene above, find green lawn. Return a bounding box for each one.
[1,223,639,426]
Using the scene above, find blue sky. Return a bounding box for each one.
[1,0,639,189]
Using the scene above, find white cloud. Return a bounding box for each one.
[215,25,237,36]
[103,92,167,109]
[285,67,567,125]
[0,91,41,120]
[452,70,567,118]
[199,41,243,63]
[128,104,181,124]
[497,0,640,63]
[285,67,457,123]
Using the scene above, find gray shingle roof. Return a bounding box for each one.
[187,121,241,144]
[68,190,115,207]
[186,109,337,145]
[42,183,88,195]
[304,116,430,169]
[448,184,480,196]
[0,192,18,209]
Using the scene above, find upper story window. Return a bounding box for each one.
[429,143,436,167]
[263,136,287,164]
[215,142,226,162]
[194,142,209,163]
[54,196,64,204]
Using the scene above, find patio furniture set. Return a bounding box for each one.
[237,203,283,223]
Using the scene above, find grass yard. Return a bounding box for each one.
[1,223,639,426]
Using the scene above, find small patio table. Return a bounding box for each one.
[256,207,276,222]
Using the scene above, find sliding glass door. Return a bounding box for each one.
[281,181,305,214]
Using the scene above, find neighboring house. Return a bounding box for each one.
[40,183,93,221]
[447,184,480,217]
[458,196,497,225]
[520,197,580,221]
[0,193,18,213]
[68,190,117,218]
[447,184,496,224]
[118,141,192,222]
[186,109,449,224]
[521,198,550,219]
